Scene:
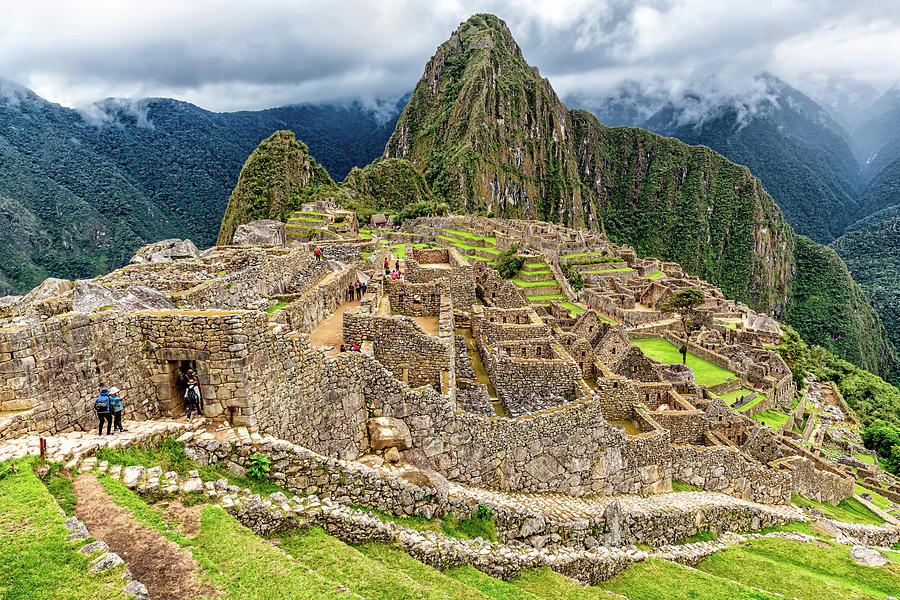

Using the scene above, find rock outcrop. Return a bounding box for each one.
[130,239,199,264]
[232,219,286,247]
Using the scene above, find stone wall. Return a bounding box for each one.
[671,445,792,504]
[386,280,444,316]
[772,455,854,505]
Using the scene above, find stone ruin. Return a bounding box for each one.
[0,215,856,514]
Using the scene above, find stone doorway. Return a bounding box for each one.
[152,349,211,418]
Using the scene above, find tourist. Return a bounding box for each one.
[384,258,390,275]
[361,281,367,296]
[348,282,355,301]
[314,246,322,262]
[339,344,346,352]
[395,259,400,271]
[185,369,203,421]
[94,387,114,436]
[391,270,397,280]
[355,280,362,301]
[351,344,361,352]
[109,386,128,433]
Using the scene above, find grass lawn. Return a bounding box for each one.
[853,453,876,465]
[753,409,791,430]
[854,484,893,511]
[524,262,547,268]
[265,300,289,315]
[443,228,497,244]
[597,558,778,600]
[527,293,567,301]
[645,270,665,279]
[630,338,736,387]
[0,458,128,600]
[596,313,617,324]
[510,278,559,288]
[281,527,486,600]
[288,217,326,223]
[696,536,900,600]
[715,387,756,404]
[560,301,586,317]
[792,493,884,525]
[581,267,633,274]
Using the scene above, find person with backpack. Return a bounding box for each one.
[109,386,128,433]
[361,281,367,297]
[184,369,203,421]
[347,282,355,302]
[94,388,113,436]
[314,246,322,262]
[383,258,389,275]
[355,280,362,301]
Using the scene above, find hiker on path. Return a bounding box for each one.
[94,387,113,436]
[395,259,400,271]
[383,258,390,275]
[314,246,322,262]
[355,280,362,301]
[348,282,355,302]
[361,281,367,296]
[109,386,128,433]
[184,369,203,421]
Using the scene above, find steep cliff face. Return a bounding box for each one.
[384,14,586,225]
[571,113,795,313]
[217,131,335,244]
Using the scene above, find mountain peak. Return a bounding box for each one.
[451,13,523,59]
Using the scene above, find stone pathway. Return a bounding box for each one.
[448,483,806,525]
[0,418,205,465]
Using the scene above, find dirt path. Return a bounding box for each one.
[309,298,360,356]
[74,474,210,600]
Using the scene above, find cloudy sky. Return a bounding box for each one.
[1,0,898,112]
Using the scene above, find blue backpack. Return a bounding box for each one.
[94,394,111,413]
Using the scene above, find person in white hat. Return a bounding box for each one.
[109,386,128,433]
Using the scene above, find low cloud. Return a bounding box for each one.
[0,1,897,112]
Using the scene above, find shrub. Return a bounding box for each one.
[247,453,272,480]
[495,245,525,279]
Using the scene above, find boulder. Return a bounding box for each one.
[71,280,117,313]
[130,238,199,264]
[11,277,71,316]
[368,417,412,452]
[384,447,401,464]
[88,552,124,573]
[113,285,175,312]
[849,544,889,567]
[233,220,286,247]
[72,281,175,314]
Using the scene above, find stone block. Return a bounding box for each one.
[368,417,412,452]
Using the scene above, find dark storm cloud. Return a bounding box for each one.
[0,1,897,111]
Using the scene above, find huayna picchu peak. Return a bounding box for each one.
[3,9,900,600]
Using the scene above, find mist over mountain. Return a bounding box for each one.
[0,82,403,294]
[568,74,862,244]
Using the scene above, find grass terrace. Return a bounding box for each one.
[559,301,586,317]
[511,278,559,288]
[581,267,634,274]
[753,409,792,430]
[696,536,900,600]
[645,270,665,279]
[443,228,497,244]
[630,338,736,387]
[792,492,884,525]
[527,293,567,302]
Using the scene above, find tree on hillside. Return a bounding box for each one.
[496,245,525,279]
[661,288,706,346]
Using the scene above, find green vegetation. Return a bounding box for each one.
[598,558,778,600]
[0,458,127,599]
[560,301,586,317]
[630,338,735,387]
[527,293,567,301]
[247,453,272,479]
[645,270,664,279]
[265,300,289,314]
[792,493,884,525]
[753,409,792,430]
[661,288,706,341]
[37,459,77,515]
[439,505,497,541]
[218,131,339,244]
[495,245,525,279]
[696,536,900,600]
[773,325,900,475]
[560,262,583,291]
[671,529,717,545]
[671,480,703,492]
[510,278,558,288]
[832,214,900,369]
